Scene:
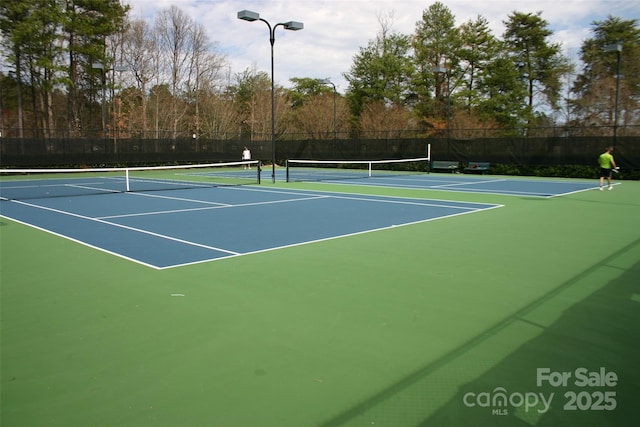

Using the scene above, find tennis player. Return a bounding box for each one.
[598,146,618,190]
[242,146,251,169]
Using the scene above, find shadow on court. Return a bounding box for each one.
[319,240,640,427]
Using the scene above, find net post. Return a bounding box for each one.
[125,168,130,192]
[257,161,261,184]
[285,159,290,183]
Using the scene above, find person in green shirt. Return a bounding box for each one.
[598,146,618,190]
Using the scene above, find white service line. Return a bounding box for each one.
[163,203,504,269]
[235,184,500,207]
[64,184,120,194]
[128,191,233,206]
[8,199,240,255]
[431,178,509,188]
[326,193,482,210]
[98,195,330,219]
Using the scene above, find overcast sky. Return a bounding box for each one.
[123,0,639,91]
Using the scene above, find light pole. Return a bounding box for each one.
[604,42,622,148]
[238,10,303,183]
[91,62,107,142]
[432,65,451,155]
[317,78,337,142]
[91,62,128,153]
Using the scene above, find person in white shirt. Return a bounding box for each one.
[242,147,251,169]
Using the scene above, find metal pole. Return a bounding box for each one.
[448,74,452,157]
[268,23,276,183]
[604,42,622,148]
[318,79,337,147]
[101,72,106,143]
[331,83,337,142]
[238,11,303,182]
[613,49,620,148]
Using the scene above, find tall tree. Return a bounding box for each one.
[155,5,192,138]
[198,68,242,139]
[503,11,571,124]
[457,15,500,113]
[231,67,272,140]
[0,0,32,139]
[288,77,333,108]
[412,2,461,126]
[120,18,157,135]
[153,5,226,139]
[28,1,66,138]
[477,51,529,130]
[185,23,226,142]
[571,16,640,131]
[288,77,345,139]
[63,0,129,136]
[344,12,414,127]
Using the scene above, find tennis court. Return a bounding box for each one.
[285,170,602,198]
[0,184,499,269]
[1,164,638,427]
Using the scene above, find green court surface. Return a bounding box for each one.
[1,178,639,427]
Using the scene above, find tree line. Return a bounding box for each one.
[1,1,639,142]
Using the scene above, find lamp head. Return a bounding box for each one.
[603,42,622,53]
[237,10,260,22]
[284,21,304,31]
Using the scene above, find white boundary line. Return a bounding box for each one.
[164,204,504,270]
[100,185,495,220]
[0,215,163,269]
[3,199,241,265]
[431,178,509,188]
[301,177,601,198]
[323,193,483,211]
[229,185,501,208]
[1,185,503,269]
[127,191,233,206]
[546,182,621,198]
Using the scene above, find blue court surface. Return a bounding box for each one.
[283,170,603,197]
[0,186,501,269]
[0,170,605,269]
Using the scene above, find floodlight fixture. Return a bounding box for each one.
[283,21,304,31]
[603,42,622,53]
[237,10,260,22]
[237,10,304,183]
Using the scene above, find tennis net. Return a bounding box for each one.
[285,157,430,182]
[0,160,261,200]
